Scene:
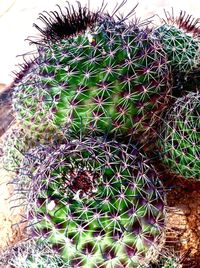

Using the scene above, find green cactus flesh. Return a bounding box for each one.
[154,24,200,73]
[148,251,181,268]
[13,7,170,142]
[19,138,166,267]
[150,258,180,268]
[161,259,179,268]
[157,92,200,179]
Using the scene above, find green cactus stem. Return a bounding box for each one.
[154,10,200,97]
[16,138,166,267]
[157,92,200,180]
[13,2,170,143]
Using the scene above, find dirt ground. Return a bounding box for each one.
[0,84,200,267]
[154,163,200,267]
[166,181,200,267]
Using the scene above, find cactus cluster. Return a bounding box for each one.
[1,1,200,268]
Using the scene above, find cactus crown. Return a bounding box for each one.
[33,2,100,42]
[154,10,200,78]
[12,58,35,85]
[162,9,200,37]
[154,10,200,97]
[32,1,139,44]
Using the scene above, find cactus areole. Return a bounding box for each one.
[13,2,170,142]
[64,169,98,198]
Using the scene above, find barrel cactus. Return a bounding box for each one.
[154,11,200,73]
[13,2,170,143]
[16,138,166,267]
[153,11,200,97]
[157,92,200,180]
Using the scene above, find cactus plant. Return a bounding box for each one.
[1,126,64,173]
[154,10,200,73]
[13,2,170,143]
[16,138,166,267]
[0,239,65,268]
[2,128,35,172]
[157,92,200,180]
[153,11,200,97]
